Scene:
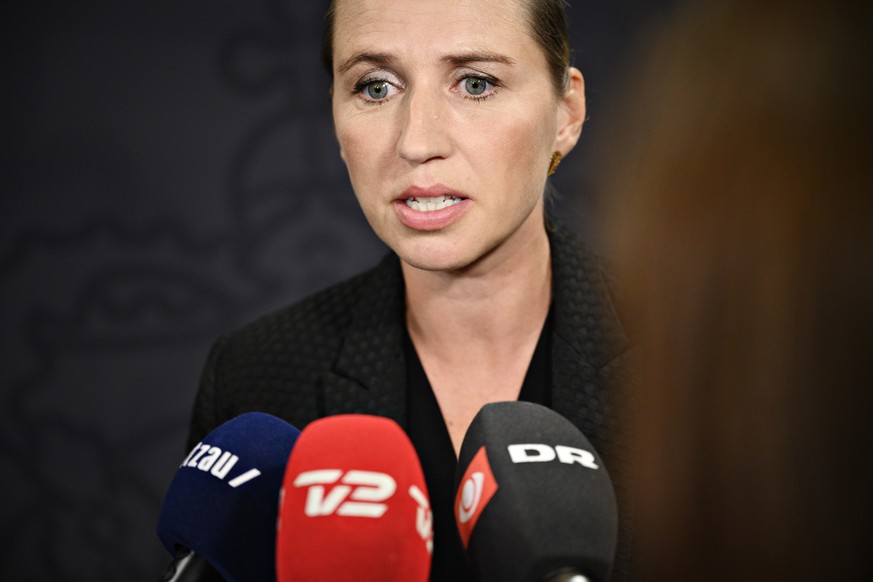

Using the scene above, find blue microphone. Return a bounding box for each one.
[156,412,300,581]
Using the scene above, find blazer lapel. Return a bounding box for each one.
[320,254,409,427]
[548,222,630,440]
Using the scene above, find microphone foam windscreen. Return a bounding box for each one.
[156,412,300,582]
[276,414,432,582]
[455,402,618,582]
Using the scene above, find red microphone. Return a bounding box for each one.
[276,414,433,581]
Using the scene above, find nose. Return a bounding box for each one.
[396,86,452,164]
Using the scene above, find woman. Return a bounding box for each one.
[597,0,872,579]
[188,0,631,579]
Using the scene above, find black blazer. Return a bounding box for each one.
[188,221,630,448]
[187,220,634,578]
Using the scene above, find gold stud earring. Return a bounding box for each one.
[547,151,563,176]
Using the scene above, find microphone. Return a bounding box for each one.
[156,412,301,582]
[454,401,619,582]
[276,414,433,582]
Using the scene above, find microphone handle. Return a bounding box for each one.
[160,547,225,582]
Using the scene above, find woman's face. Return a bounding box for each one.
[331,0,584,272]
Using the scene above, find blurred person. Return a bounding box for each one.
[596,0,872,580]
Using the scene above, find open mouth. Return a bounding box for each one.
[404,194,464,212]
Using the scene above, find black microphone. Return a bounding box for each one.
[454,401,618,582]
[156,412,300,582]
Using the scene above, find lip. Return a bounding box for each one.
[398,184,469,201]
[394,184,472,231]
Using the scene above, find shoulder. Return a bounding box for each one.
[548,219,613,291]
[547,220,631,369]
[188,253,402,438]
[222,253,401,363]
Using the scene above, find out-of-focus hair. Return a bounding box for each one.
[596,0,872,579]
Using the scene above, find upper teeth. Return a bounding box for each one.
[406,195,461,212]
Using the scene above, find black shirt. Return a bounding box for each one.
[404,310,553,581]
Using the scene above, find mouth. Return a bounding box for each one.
[394,185,472,231]
[399,185,468,213]
[404,194,464,212]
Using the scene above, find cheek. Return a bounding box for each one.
[335,127,375,203]
[485,112,555,192]
[336,119,391,188]
[335,124,362,173]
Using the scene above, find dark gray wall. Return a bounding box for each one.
[1,1,672,579]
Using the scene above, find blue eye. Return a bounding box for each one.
[354,78,401,103]
[365,81,390,100]
[455,74,498,100]
[463,77,489,96]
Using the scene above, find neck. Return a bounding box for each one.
[402,215,552,353]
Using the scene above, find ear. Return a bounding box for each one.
[553,67,586,156]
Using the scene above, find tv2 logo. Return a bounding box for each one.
[293,470,396,518]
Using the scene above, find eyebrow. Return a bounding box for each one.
[441,51,516,68]
[336,52,396,76]
[336,50,516,76]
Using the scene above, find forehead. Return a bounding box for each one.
[332,0,535,63]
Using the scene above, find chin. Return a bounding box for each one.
[398,251,472,273]
[395,233,505,274]
[376,218,511,273]
[393,240,479,273]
